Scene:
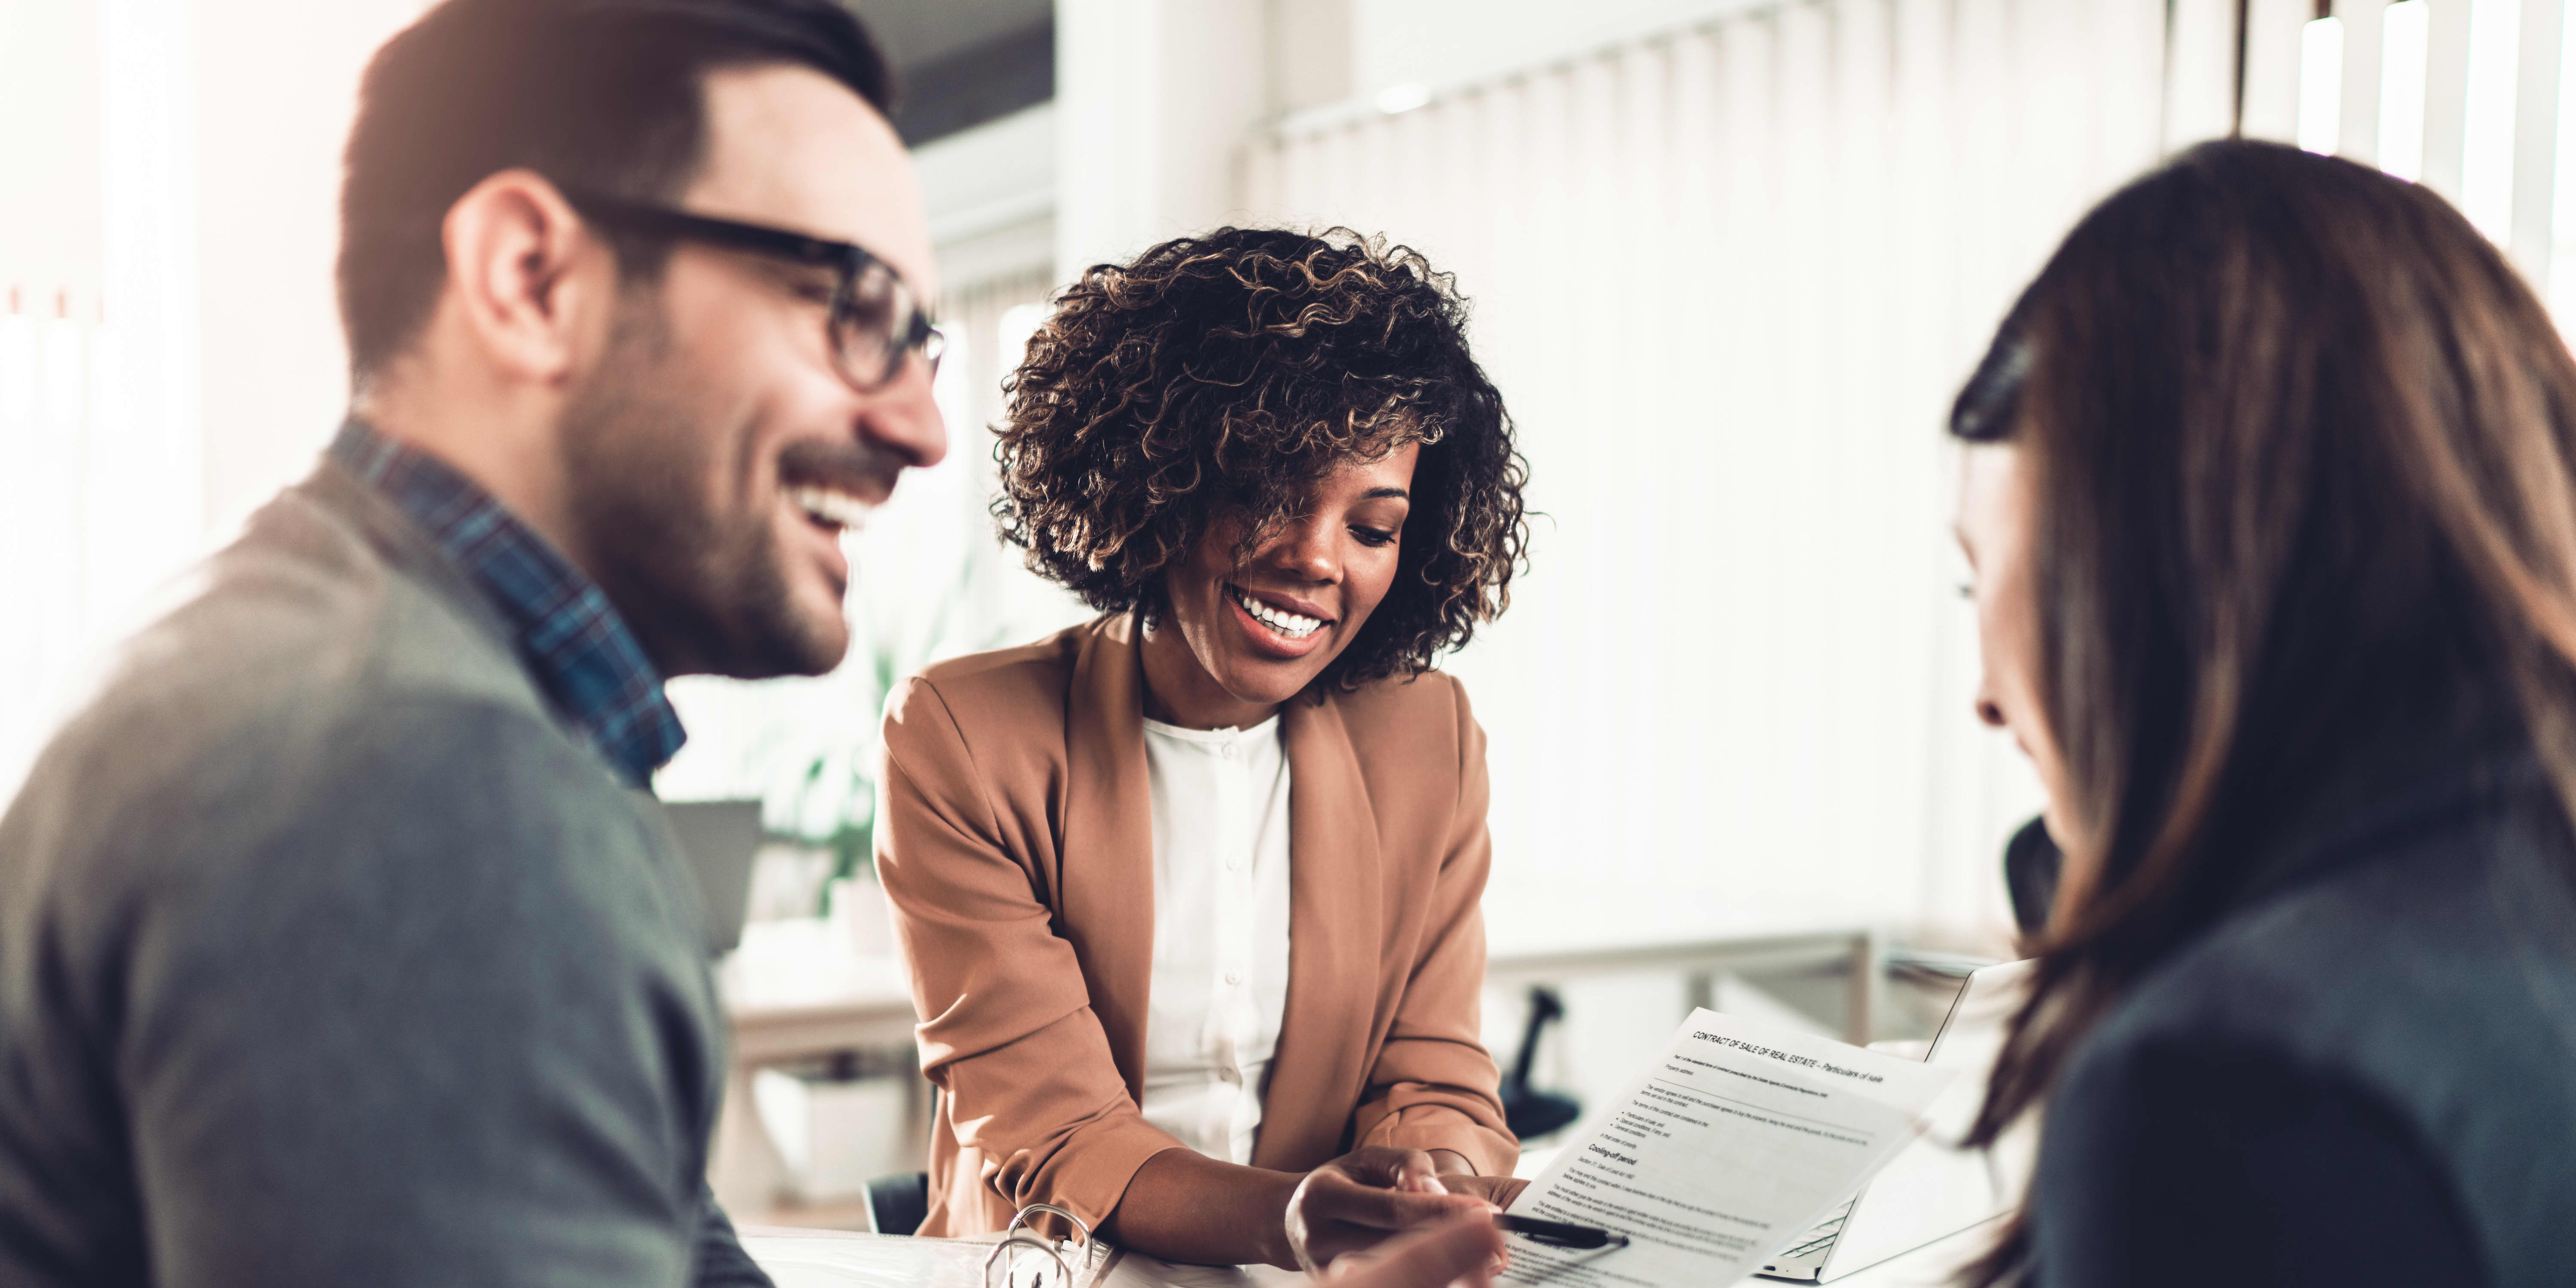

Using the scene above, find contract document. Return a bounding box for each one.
[1501,1010,1956,1288]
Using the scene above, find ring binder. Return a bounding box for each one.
[984,1203,1109,1288]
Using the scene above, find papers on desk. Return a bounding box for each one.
[1501,1009,1956,1288]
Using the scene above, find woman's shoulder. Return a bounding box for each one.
[886,619,1105,746]
[2056,809,2576,1277]
[2077,834,2567,1095]
[2093,795,2576,1061]
[1319,669,1479,767]
[1325,667,1471,723]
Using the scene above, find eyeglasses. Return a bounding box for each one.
[557,186,944,391]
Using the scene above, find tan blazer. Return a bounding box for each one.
[876,613,1516,1238]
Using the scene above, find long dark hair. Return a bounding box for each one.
[1950,139,2576,1283]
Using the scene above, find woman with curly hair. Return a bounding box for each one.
[875,227,1531,1267]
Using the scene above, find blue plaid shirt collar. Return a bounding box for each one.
[330,419,686,789]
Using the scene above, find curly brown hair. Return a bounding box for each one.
[994,227,1530,687]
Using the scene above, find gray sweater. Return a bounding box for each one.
[0,464,770,1287]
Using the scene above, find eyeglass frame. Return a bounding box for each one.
[553,185,944,391]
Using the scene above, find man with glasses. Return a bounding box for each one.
[0,2,938,1284]
[0,2,1522,1285]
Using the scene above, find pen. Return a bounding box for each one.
[1492,1213,1630,1250]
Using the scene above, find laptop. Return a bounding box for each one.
[663,799,763,956]
[1756,959,2037,1282]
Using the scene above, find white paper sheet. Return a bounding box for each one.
[744,1230,1115,1288]
[744,1231,995,1288]
[1500,1009,1956,1288]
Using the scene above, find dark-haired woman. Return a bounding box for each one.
[1951,139,2576,1286]
[876,228,1531,1267]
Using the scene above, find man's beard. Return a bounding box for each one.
[557,295,849,680]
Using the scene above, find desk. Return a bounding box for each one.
[744,1227,994,1287]
[739,1221,2000,1288]
[1814,1219,1999,1286]
[741,1229,1306,1288]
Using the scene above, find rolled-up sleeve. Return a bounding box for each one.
[876,677,1183,1229]
[1349,678,1517,1176]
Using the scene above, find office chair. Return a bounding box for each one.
[2003,815,2060,937]
[1499,986,1582,1141]
[864,1170,930,1236]
[864,1084,936,1236]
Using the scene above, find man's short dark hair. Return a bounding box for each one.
[337,0,893,385]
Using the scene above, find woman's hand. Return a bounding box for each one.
[1420,1149,1527,1211]
[1285,1148,1498,1272]
[1320,1212,1507,1288]
[1427,1173,1526,1210]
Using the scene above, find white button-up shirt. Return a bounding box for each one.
[1137,713,1294,1165]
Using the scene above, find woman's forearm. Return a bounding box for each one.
[1103,1148,1302,1267]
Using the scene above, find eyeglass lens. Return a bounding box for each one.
[832,261,941,389]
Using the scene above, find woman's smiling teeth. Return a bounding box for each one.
[1232,585,1325,639]
[788,485,875,533]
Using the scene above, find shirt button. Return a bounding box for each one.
[1222,743,1237,759]
[1227,854,1245,871]
[1225,970,1243,986]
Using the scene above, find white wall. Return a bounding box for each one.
[0,2,105,296]
[191,0,434,534]
[1054,0,1273,273]
[0,0,204,778]
[1241,0,2215,954]
[0,0,109,774]
[1349,0,1780,103]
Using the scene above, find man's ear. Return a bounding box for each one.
[437,170,612,386]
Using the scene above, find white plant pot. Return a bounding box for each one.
[751,1065,911,1203]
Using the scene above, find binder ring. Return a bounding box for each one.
[1005,1203,1094,1247]
[984,1203,1097,1288]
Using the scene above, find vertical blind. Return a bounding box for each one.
[1241,0,2193,951]
[2243,0,2576,308]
